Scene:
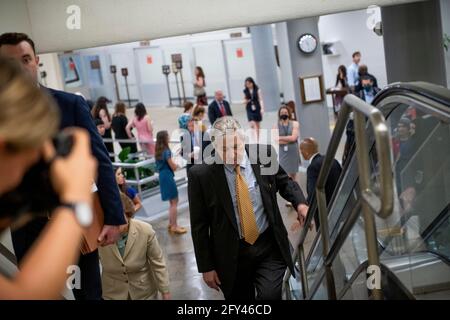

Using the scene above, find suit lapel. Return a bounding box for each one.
[212,164,239,232]
[123,221,137,260]
[111,243,124,263]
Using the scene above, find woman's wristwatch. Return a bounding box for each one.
[59,202,93,227]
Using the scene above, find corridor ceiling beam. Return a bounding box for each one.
[0,0,426,53]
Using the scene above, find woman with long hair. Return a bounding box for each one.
[92,97,115,161]
[112,102,137,153]
[243,77,264,141]
[155,131,186,234]
[194,66,207,106]
[115,167,142,213]
[126,103,155,157]
[333,65,349,118]
[286,100,297,121]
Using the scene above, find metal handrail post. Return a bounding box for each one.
[353,111,384,300]
[298,244,309,299]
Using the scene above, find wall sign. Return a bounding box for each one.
[146,55,153,64]
[236,48,244,58]
[299,75,325,104]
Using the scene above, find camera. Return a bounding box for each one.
[0,132,74,220]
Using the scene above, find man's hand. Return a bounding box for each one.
[98,225,124,246]
[296,204,309,227]
[202,270,221,291]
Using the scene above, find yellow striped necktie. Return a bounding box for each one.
[235,165,259,245]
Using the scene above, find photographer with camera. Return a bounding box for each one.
[0,32,126,300]
[0,56,97,299]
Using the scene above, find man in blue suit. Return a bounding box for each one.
[0,33,126,300]
[208,90,233,126]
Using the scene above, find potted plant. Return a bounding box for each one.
[118,147,159,192]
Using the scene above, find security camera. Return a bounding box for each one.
[373,21,383,36]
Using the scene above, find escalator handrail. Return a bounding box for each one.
[311,94,394,300]
[287,82,450,300]
[373,82,450,110]
[334,260,416,300]
[0,242,17,267]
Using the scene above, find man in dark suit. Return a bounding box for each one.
[0,33,126,300]
[342,76,380,164]
[208,90,232,126]
[180,117,212,173]
[300,137,342,229]
[188,116,309,300]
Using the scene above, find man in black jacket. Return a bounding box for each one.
[0,32,126,300]
[188,116,308,300]
[300,137,342,229]
[208,90,232,126]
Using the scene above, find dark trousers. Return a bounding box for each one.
[225,229,287,300]
[11,217,102,300]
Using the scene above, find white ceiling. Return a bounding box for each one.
[0,0,425,53]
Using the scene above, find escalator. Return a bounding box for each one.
[285,82,450,300]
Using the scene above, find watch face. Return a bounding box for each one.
[298,34,317,54]
[75,203,93,227]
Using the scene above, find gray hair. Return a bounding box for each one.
[211,116,242,144]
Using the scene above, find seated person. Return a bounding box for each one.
[299,137,342,229]
[98,210,170,300]
[115,167,142,213]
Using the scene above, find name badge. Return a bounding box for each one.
[284,145,288,152]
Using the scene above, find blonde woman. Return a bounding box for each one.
[0,56,97,299]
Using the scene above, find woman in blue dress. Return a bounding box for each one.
[155,131,187,234]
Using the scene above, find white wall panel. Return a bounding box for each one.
[192,41,229,101]
[135,47,169,106]
[223,39,256,103]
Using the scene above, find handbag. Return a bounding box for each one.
[194,85,206,97]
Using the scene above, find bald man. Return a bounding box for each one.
[300,138,342,229]
[208,90,233,125]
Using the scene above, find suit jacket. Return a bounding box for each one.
[306,154,343,207]
[98,219,170,300]
[208,100,232,125]
[188,144,307,297]
[46,88,125,226]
